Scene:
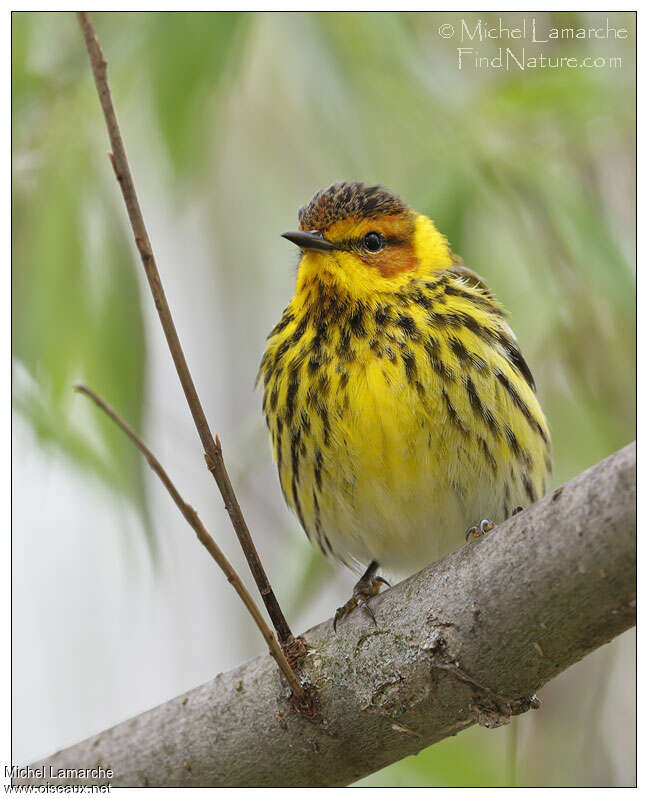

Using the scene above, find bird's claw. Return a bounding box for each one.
[333,560,388,632]
[465,518,496,541]
[358,598,376,626]
[333,597,356,632]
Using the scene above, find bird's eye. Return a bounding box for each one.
[363,232,383,252]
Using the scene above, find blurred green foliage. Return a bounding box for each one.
[12,11,635,786]
[12,12,149,525]
[147,12,249,177]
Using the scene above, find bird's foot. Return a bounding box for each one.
[465,519,496,541]
[333,560,390,632]
[465,506,525,542]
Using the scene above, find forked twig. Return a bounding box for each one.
[74,384,304,698]
[76,12,294,647]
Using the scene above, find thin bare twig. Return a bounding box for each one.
[76,12,293,646]
[74,383,304,698]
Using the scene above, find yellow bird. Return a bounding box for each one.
[258,182,551,626]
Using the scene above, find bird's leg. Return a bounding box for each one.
[465,506,525,541]
[333,560,390,632]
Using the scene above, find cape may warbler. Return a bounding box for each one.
[259,182,551,624]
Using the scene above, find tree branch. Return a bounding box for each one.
[73,383,304,699]
[21,443,636,787]
[75,11,294,646]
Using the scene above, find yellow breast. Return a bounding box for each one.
[259,262,551,576]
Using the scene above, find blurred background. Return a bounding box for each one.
[12,11,635,786]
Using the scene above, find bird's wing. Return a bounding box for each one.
[446,263,537,392]
[446,263,496,300]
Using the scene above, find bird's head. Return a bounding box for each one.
[282,182,453,299]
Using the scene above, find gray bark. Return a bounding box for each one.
[21,443,636,787]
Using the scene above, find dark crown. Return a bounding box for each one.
[298,182,409,231]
